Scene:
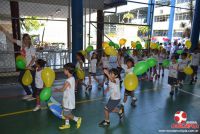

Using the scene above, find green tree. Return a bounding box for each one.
[21,16,44,32]
[138,26,149,36]
[123,12,134,23]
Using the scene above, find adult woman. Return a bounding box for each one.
[0,25,36,101]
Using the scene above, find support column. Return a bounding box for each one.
[190,0,200,51]
[97,10,104,51]
[72,0,83,64]
[167,0,176,41]
[10,1,21,54]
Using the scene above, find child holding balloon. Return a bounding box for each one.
[75,52,87,91]
[177,53,190,89]
[158,49,167,78]
[54,63,82,130]
[33,59,46,111]
[87,52,100,92]
[99,68,123,127]
[119,58,137,108]
[168,55,179,96]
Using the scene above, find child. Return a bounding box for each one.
[87,52,100,92]
[99,52,110,85]
[119,58,137,108]
[99,68,123,127]
[141,50,149,80]
[130,50,138,64]
[190,49,200,84]
[150,49,159,80]
[168,56,179,96]
[75,52,87,91]
[158,49,167,78]
[33,59,46,111]
[54,63,82,130]
[177,53,190,89]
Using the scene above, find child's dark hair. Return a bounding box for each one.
[109,68,120,78]
[63,63,75,74]
[76,52,85,62]
[181,52,187,57]
[171,55,177,60]
[36,59,46,68]
[126,58,134,65]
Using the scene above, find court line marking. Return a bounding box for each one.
[0,97,103,118]
[1,86,200,118]
[179,89,200,98]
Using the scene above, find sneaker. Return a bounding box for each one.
[105,81,109,85]
[131,101,136,107]
[132,97,137,102]
[99,120,110,127]
[170,91,174,96]
[120,104,124,114]
[162,73,164,77]
[118,111,124,119]
[27,97,36,101]
[59,124,70,130]
[33,105,41,111]
[76,117,82,128]
[22,95,32,100]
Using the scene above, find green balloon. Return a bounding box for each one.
[86,46,93,53]
[136,41,142,50]
[126,50,131,55]
[133,61,149,75]
[176,50,183,55]
[16,59,26,70]
[114,44,120,49]
[109,41,115,47]
[146,58,157,67]
[40,87,52,101]
[162,59,170,67]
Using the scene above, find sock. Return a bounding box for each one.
[65,119,69,125]
[121,102,125,106]
[105,120,110,122]
[73,116,78,122]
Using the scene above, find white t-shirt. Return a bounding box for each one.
[191,53,200,66]
[109,56,118,69]
[168,63,178,78]
[178,58,190,71]
[89,59,97,73]
[75,61,83,70]
[16,40,36,66]
[121,64,134,74]
[63,77,75,109]
[35,69,43,89]
[109,78,121,100]
[101,56,110,68]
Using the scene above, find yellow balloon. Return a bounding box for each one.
[80,50,87,57]
[184,66,193,75]
[110,49,118,56]
[150,42,158,49]
[41,67,55,87]
[102,42,109,49]
[124,73,138,91]
[76,69,85,80]
[119,38,127,46]
[185,40,191,49]
[104,46,112,55]
[131,41,136,48]
[22,70,33,86]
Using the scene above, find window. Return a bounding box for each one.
[177,0,193,4]
[153,30,168,36]
[175,12,190,20]
[154,15,169,22]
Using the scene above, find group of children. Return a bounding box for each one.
[21,45,200,129]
